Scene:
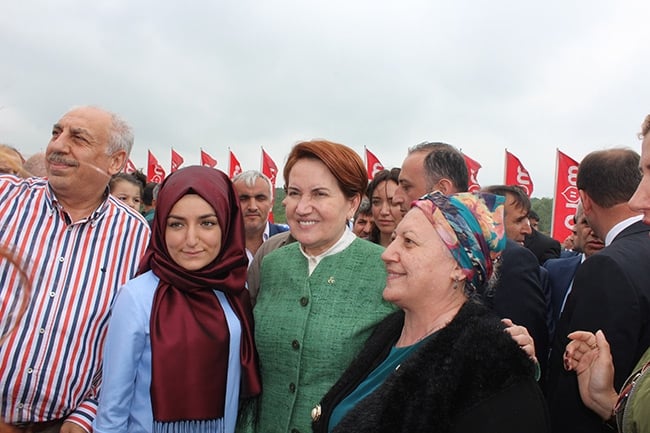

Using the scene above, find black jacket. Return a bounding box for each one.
[546,221,650,433]
[524,228,561,265]
[313,300,550,433]
[490,240,550,375]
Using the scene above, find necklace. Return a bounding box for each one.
[415,322,447,343]
[397,321,448,347]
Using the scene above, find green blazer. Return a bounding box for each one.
[251,238,395,433]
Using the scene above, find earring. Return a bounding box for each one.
[452,276,460,290]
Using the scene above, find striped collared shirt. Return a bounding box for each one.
[0,175,150,431]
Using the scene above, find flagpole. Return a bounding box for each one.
[228,146,231,177]
[550,148,560,239]
[363,145,368,170]
[503,148,508,184]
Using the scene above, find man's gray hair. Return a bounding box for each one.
[232,170,274,199]
[106,112,134,156]
[68,106,134,156]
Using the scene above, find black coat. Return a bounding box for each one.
[489,240,550,375]
[524,228,561,265]
[546,221,650,433]
[313,300,550,433]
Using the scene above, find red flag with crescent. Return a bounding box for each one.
[147,150,166,183]
[261,148,278,187]
[261,148,279,223]
[171,148,184,173]
[504,150,534,197]
[365,147,384,180]
[462,153,482,192]
[229,150,243,179]
[200,149,217,168]
[123,158,137,174]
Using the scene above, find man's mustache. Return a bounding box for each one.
[48,153,79,167]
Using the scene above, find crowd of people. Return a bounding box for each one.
[1,105,649,433]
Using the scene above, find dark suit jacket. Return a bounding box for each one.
[545,220,650,433]
[268,222,289,237]
[524,228,561,265]
[543,254,582,324]
[485,240,550,376]
[560,249,580,258]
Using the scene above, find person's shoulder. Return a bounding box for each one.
[269,222,290,235]
[334,238,386,269]
[119,270,159,298]
[107,195,151,226]
[560,249,580,258]
[263,230,293,252]
[0,177,49,215]
[349,237,385,253]
[457,302,533,371]
[502,239,538,264]
[0,175,47,192]
[543,254,581,270]
[423,301,532,376]
[610,222,650,250]
[263,235,299,260]
[538,230,560,246]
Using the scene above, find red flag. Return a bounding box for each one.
[201,149,217,168]
[171,148,184,173]
[229,149,243,179]
[147,150,166,183]
[123,158,137,174]
[261,148,279,223]
[462,153,482,192]
[365,147,384,180]
[504,150,534,196]
[261,148,278,187]
[551,150,580,242]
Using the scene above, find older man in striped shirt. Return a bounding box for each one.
[0,106,151,433]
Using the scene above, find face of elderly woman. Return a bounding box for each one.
[165,194,222,271]
[283,158,360,256]
[381,208,462,308]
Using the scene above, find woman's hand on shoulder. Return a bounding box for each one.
[501,318,536,362]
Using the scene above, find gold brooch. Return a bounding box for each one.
[327,276,335,284]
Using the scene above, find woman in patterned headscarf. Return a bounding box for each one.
[312,191,550,433]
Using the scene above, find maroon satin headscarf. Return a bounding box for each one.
[138,165,261,422]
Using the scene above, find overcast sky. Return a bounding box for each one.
[1,0,649,197]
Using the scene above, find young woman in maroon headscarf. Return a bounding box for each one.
[94,165,261,433]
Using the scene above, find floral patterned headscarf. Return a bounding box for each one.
[412,191,506,292]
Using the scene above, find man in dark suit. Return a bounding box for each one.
[232,170,289,266]
[543,201,604,339]
[524,210,561,265]
[545,148,650,433]
[392,143,547,369]
[482,185,551,373]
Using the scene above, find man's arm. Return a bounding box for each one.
[492,241,550,374]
